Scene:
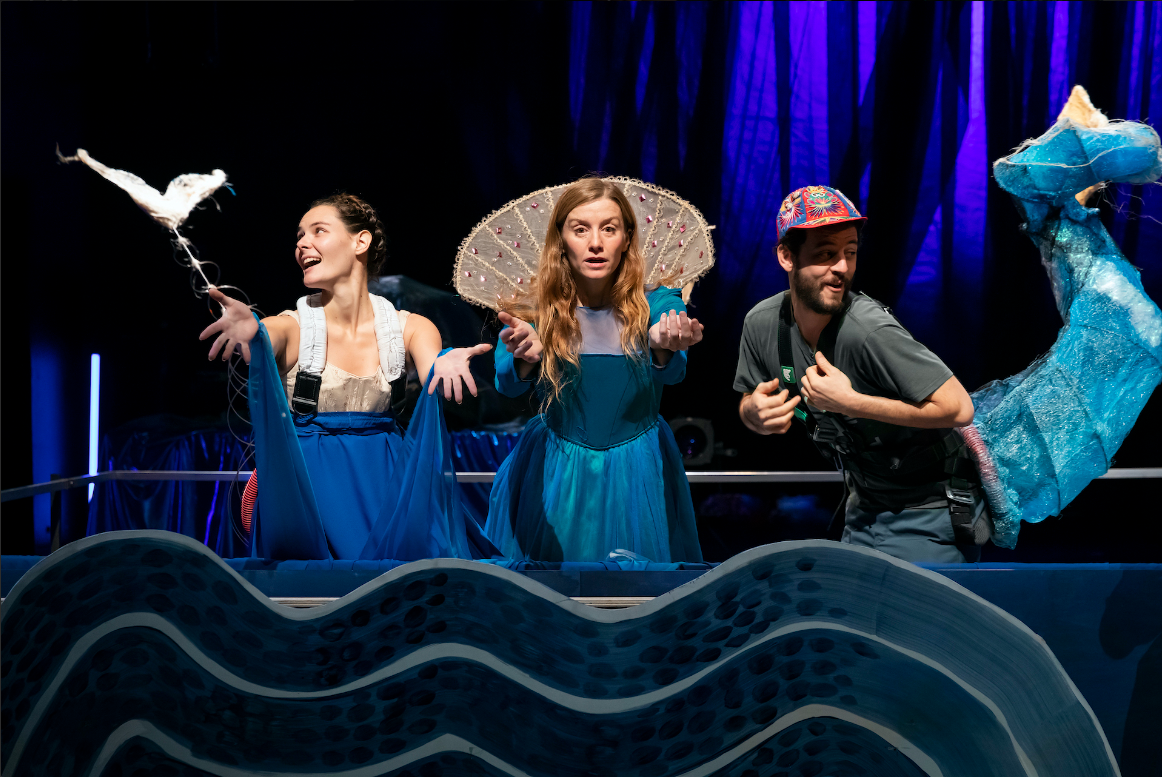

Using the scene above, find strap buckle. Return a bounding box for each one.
[811,422,840,445]
[945,483,979,546]
[291,372,322,416]
[944,484,974,505]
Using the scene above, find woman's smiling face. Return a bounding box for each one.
[295,205,368,287]
[561,197,629,290]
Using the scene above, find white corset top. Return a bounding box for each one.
[280,308,410,413]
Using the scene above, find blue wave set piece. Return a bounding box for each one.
[964,88,1162,548]
[1,531,1118,776]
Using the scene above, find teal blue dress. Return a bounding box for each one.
[485,287,704,562]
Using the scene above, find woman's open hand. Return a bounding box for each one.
[428,343,493,403]
[498,311,543,364]
[649,310,704,352]
[199,287,258,363]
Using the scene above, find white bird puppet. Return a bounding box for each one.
[56,146,228,230]
[57,146,254,486]
[56,146,236,300]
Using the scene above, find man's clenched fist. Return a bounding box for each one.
[739,379,802,435]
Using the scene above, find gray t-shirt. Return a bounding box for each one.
[734,291,956,510]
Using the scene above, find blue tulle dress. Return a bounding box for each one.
[965,113,1162,548]
[246,317,497,561]
[485,287,704,562]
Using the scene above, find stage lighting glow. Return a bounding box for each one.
[88,354,100,501]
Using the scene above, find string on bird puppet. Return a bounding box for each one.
[57,147,257,543]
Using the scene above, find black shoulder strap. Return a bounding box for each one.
[777,293,851,426]
[777,295,808,423]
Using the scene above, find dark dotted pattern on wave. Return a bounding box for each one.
[10,621,880,777]
[2,537,866,776]
[2,543,845,724]
[711,717,929,777]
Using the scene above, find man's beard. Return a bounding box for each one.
[792,268,848,315]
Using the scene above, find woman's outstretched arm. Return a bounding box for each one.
[404,313,492,404]
[199,287,298,372]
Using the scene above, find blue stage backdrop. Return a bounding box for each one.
[3,2,1160,553]
[557,2,1162,379]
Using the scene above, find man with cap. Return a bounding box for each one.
[734,186,989,562]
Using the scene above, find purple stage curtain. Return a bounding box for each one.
[559,1,1162,397]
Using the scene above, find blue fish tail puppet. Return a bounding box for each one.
[964,86,1162,548]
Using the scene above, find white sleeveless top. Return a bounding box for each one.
[279,308,410,413]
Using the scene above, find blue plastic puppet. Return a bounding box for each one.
[964,86,1162,548]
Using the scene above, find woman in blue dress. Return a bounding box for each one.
[483,178,706,562]
[200,193,496,561]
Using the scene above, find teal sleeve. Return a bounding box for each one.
[648,285,687,325]
[647,286,688,385]
[651,349,687,384]
[494,328,534,397]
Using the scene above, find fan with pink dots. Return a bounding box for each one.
[452,177,715,309]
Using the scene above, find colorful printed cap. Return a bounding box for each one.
[776,185,867,243]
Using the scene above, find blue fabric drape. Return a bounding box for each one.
[451,430,521,529]
[85,422,519,555]
[247,322,497,561]
[85,416,252,558]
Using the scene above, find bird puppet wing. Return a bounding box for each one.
[57,147,228,230]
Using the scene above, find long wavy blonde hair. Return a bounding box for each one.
[501,177,651,407]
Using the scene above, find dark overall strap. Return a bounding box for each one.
[778,293,850,537]
[777,295,810,425]
[390,374,409,428]
[944,444,981,546]
[777,293,850,429]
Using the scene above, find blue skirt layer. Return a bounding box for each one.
[248,320,496,561]
[485,416,703,563]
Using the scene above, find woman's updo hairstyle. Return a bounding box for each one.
[310,193,389,277]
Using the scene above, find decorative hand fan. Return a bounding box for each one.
[453,177,715,309]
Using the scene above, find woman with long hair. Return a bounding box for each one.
[201,193,496,561]
[484,177,705,562]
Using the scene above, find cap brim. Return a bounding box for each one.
[787,215,868,231]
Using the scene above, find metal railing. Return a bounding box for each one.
[3,467,1161,503]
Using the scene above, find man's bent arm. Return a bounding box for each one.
[844,376,974,428]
